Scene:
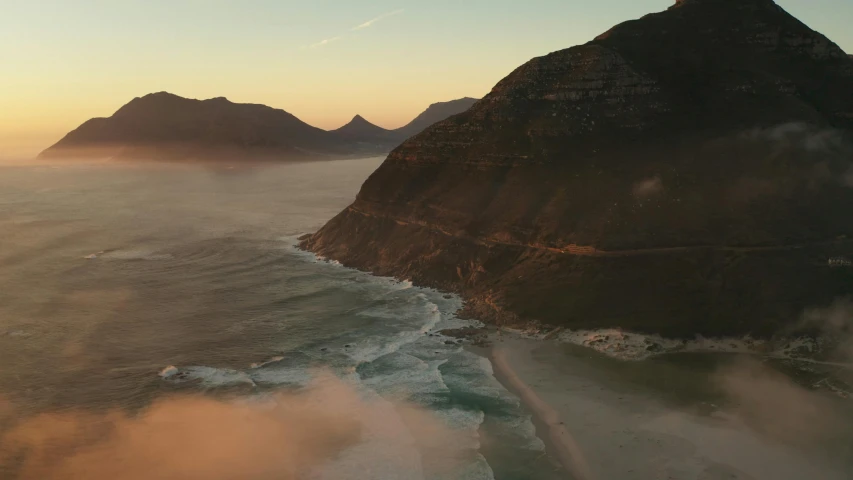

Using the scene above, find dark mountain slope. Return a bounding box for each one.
[392,97,479,140]
[303,0,853,338]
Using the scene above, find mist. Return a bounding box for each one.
[800,298,853,361]
[0,374,467,480]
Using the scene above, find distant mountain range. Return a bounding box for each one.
[330,97,480,145]
[38,93,478,162]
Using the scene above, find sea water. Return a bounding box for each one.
[0,158,557,479]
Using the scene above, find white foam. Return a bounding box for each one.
[162,366,257,387]
[249,367,313,387]
[249,355,284,369]
[346,297,443,365]
[506,327,822,362]
[3,330,31,338]
[362,354,450,400]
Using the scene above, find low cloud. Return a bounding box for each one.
[799,298,853,360]
[713,357,845,447]
[632,175,663,197]
[751,123,848,154]
[0,374,468,480]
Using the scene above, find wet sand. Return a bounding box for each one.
[484,335,852,480]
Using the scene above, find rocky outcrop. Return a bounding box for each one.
[39,94,479,162]
[304,0,853,338]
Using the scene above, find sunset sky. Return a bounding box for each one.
[2,0,851,158]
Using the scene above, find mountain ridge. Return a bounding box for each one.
[39,93,479,162]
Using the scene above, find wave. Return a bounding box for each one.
[249,367,313,388]
[249,355,284,369]
[148,238,542,479]
[160,365,257,387]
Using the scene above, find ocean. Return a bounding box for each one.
[3,158,852,480]
[0,158,557,479]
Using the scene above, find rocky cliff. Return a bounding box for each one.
[304,0,853,337]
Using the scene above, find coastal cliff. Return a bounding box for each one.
[303,0,853,337]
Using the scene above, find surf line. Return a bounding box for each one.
[490,347,595,480]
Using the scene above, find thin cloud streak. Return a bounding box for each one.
[303,9,403,50]
[352,9,404,31]
[305,36,342,49]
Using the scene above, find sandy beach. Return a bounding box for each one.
[483,335,853,480]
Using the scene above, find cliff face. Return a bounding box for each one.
[304,0,853,337]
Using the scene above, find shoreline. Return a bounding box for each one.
[472,332,853,480]
[299,243,853,476]
[474,339,593,479]
[298,233,844,361]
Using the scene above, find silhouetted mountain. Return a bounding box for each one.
[303,0,853,338]
[329,99,481,148]
[392,98,479,140]
[40,93,479,161]
[40,92,364,161]
[332,115,391,140]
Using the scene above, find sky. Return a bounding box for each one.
[1,0,851,158]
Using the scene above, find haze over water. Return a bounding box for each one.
[1,158,852,480]
[0,158,554,479]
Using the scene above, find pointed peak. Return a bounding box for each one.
[342,114,381,129]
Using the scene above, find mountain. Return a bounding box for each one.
[332,115,393,140]
[39,92,359,161]
[303,0,853,339]
[330,115,399,151]
[39,94,479,162]
[392,98,479,140]
[331,99,481,147]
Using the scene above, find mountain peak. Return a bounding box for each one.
[135,91,184,102]
[331,114,390,140]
